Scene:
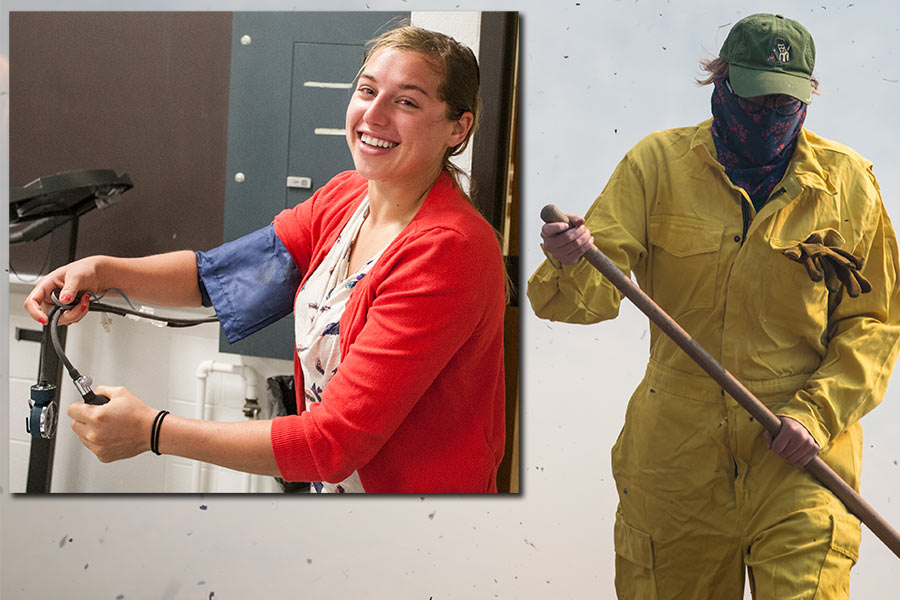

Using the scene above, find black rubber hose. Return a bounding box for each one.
[48,301,81,381]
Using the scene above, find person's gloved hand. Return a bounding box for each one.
[783,232,872,297]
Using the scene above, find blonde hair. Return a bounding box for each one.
[363,25,481,195]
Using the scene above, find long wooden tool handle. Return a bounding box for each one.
[541,204,900,559]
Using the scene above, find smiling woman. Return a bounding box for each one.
[348,30,479,202]
[342,46,475,274]
[347,49,472,204]
[24,25,508,494]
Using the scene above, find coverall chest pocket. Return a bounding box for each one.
[648,216,723,317]
[763,229,836,330]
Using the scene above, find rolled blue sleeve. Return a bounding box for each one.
[196,224,301,343]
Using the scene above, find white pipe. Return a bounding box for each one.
[193,360,261,493]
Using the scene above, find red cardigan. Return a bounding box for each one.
[270,170,506,492]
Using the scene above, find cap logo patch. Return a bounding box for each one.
[767,41,791,64]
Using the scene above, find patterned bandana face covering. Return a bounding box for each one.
[710,78,807,210]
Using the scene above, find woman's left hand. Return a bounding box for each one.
[764,416,820,467]
[67,385,158,462]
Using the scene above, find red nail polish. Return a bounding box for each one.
[81,305,88,312]
[61,293,72,303]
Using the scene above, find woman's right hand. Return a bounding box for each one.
[24,256,105,326]
[540,215,593,265]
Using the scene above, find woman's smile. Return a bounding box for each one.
[358,132,399,150]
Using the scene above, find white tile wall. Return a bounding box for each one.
[9,277,295,493]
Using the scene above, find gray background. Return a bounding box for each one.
[3,0,900,598]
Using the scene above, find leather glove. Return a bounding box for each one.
[783,232,872,298]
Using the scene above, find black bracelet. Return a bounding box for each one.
[150,410,170,456]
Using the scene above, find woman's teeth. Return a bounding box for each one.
[361,133,398,149]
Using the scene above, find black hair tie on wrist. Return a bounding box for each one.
[150,410,170,456]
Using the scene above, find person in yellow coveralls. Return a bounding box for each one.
[528,13,900,600]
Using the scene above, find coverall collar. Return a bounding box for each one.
[690,118,836,227]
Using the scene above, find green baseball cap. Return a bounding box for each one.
[719,13,815,104]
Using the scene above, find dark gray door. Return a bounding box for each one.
[285,42,363,209]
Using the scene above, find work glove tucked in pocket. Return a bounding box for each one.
[782,231,872,298]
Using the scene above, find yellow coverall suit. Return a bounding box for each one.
[528,119,900,599]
